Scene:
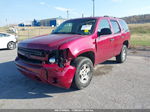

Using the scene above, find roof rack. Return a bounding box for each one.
[104,16,118,18]
[104,15,109,17]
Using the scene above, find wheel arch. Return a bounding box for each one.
[71,51,95,65]
[7,41,16,44]
[123,40,129,48]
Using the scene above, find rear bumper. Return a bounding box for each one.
[15,57,76,89]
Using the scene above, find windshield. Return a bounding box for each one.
[52,18,97,35]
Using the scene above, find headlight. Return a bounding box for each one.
[49,57,56,64]
[48,49,69,67]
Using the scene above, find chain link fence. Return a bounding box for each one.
[0,26,55,41]
[17,27,54,41]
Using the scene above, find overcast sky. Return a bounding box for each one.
[0,0,150,26]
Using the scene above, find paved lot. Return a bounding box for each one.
[0,49,150,109]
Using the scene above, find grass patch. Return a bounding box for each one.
[130,33,150,45]
[129,23,150,34]
[129,23,150,47]
[131,39,150,46]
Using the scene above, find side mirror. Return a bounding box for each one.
[98,28,112,36]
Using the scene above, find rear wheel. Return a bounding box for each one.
[116,45,127,63]
[7,42,16,50]
[72,57,93,90]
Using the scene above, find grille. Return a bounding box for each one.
[18,47,45,57]
[18,54,43,64]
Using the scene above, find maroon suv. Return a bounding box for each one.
[15,17,130,89]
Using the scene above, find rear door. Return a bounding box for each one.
[95,19,114,63]
[118,19,130,44]
[110,19,122,56]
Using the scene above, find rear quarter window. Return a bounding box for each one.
[119,20,129,32]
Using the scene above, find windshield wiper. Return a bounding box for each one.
[69,32,82,35]
[52,32,71,34]
[52,32,82,35]
[52,32,63,34]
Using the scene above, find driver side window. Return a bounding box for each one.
[98,19,111,36]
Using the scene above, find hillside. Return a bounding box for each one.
[122,14,150,24]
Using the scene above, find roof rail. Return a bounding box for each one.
[104,16,118,18]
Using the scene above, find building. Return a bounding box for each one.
[18,21,32,27]
[18,17,66,27]
[32,19,40,26]
[40,17,66,27]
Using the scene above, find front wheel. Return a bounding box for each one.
[7,42,16,50]
[72,57,94,90]
[116,45,128,63]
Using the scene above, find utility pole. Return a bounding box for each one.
[67,10,69,19]
[82,13,84,18]
[92,0,95,17]
[5,18,8,27]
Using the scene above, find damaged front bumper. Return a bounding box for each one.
[15,57,76,89]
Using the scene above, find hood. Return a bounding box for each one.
[19,34,82,50]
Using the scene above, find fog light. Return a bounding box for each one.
[49,57,56,64]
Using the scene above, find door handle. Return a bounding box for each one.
[121,36,125,38]
[110,38,114,41]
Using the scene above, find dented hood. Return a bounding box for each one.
[18,34,82,50]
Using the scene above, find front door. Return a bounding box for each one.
[95,19,114,64]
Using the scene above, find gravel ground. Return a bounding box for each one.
[0,49,150,109]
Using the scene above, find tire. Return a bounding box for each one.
[7,42,16,50]
[71,57,94,90]
[116,45,128,63]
